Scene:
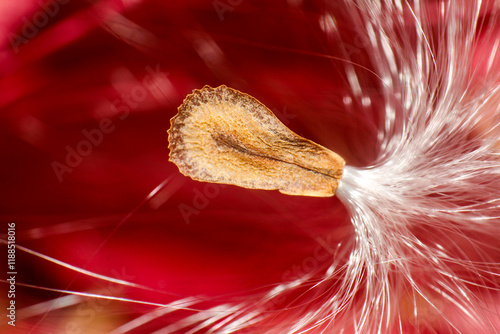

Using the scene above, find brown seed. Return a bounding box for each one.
[167,85,345,197]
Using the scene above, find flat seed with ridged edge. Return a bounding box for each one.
[167,85,345,197]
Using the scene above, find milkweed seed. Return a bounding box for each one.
[167,85,345,197]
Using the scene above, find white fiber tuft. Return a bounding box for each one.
[183,0,500,332]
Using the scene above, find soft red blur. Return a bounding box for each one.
[0,0,499,333]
